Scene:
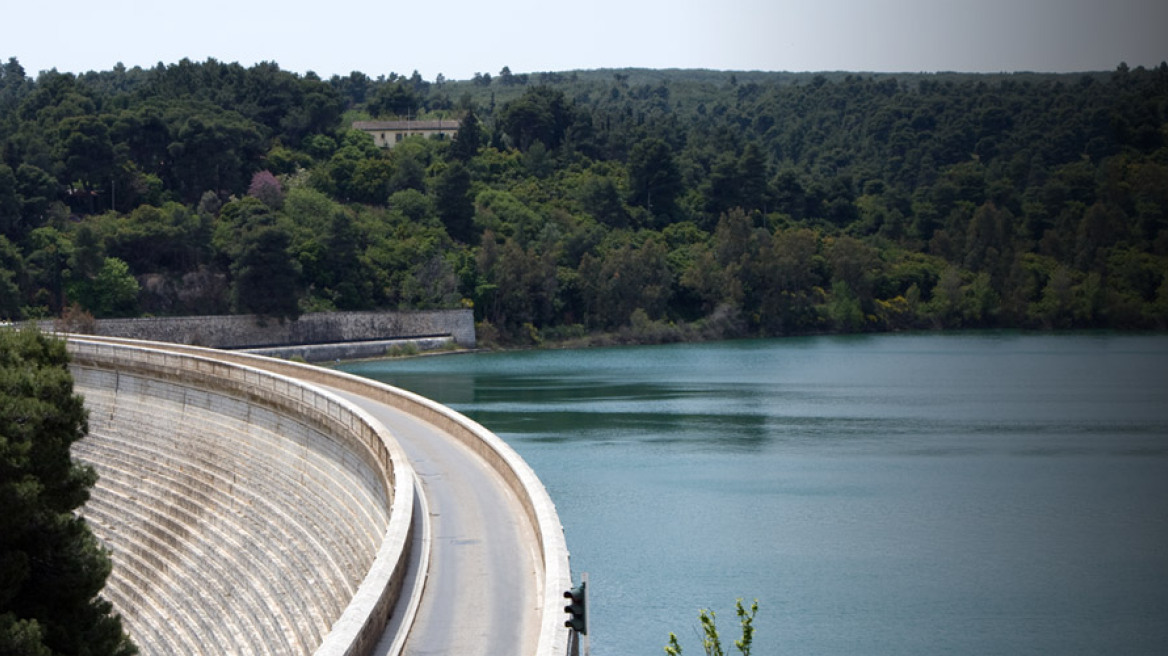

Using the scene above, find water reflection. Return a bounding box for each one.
[345,360,1168,455]
[467,408,772,448]
[340,335,1168,656]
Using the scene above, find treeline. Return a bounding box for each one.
[1,57,1166,343]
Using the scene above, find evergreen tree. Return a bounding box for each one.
[434,161,475,243]
[0,327,137,656]
[230,224,302,322]
[448,109,482,162]
[628,137,682,224]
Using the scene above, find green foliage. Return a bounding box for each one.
[369,80,421,118]
[448,109,482,161]
[384,342,420,357]
[0,57,1166,337]
[474,231,558,337]
[230,224,301,321]
[735,598,758,655]
[666,598,758,656]
[67,257,140,318]
[578,237,673,329]
[0,327,137,656]
[628,137,683,223]
[434,161,474,242]
[0,236,25,320]
[497,86,573,151]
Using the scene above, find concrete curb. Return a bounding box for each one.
[376,474,432,656]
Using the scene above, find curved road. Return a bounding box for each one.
[329,388,542,656]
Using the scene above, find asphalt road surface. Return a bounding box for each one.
[329,387,542,656]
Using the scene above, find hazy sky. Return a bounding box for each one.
[4,0,1165,81]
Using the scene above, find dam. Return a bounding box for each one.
[66,335,574,656]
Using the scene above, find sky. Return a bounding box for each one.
[3,0,1166,81]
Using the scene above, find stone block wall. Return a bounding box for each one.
[47,309,475,350]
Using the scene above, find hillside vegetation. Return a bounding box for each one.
[1,58,1166,344]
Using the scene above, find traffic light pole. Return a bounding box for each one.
[565,572,590,656]
[580,572,590,656]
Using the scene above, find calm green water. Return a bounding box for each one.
[341,333,1168,655]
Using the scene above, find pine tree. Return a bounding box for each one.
[449,109,482,162]
[0,327,136,655]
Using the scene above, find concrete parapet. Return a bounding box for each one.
[69,335,574,656]
[67,338,416,656]
[243,336,456,363]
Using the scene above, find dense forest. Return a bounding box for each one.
[1,57,1166,344]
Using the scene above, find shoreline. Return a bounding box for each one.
[334,324,1166,365]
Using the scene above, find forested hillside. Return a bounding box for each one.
[1,57,1166,344]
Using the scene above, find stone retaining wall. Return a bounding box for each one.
[67,338,415,656]
[47,309,475,351]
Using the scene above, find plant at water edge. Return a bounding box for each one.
[665,598,758,656]
[735,598,758,655]
[385,342,420,357]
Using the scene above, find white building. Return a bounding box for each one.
[352,119,461,149]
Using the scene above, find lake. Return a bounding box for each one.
[340,333,1168,655]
